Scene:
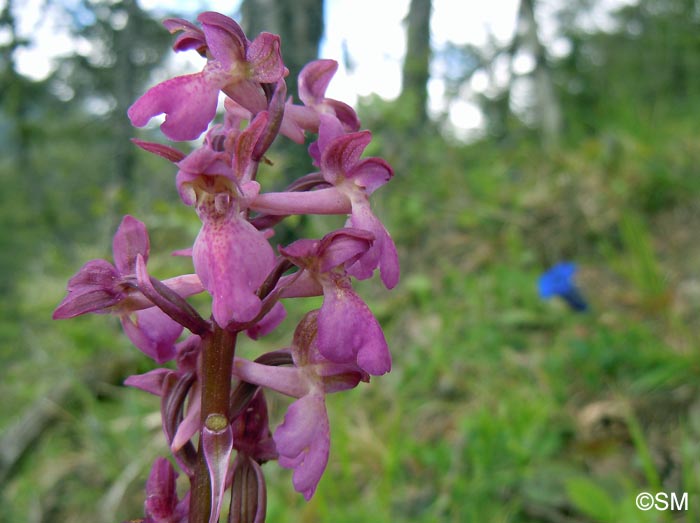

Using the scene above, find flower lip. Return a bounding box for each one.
[192,211,275,327]
[273,392,329,501]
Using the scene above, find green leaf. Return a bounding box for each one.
[565,476,619,522]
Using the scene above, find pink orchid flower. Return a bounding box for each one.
[233,311,368,500]
[53,216,202,363]
[280,228,391,375]
[128,12,285,141]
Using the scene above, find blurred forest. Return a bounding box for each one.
[2,0,700,521]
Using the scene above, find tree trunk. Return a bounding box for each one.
[241,0,324,98]
[400,0,432,126]
[113,0,139,197]
[518,0,563,149]
[240,0,325,198]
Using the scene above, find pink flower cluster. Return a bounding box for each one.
[54,11,398,523]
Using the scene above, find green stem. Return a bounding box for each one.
[190,325,237,523]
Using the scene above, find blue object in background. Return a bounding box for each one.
[539,262,589,312]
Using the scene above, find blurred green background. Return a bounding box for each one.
[2,0,700,521]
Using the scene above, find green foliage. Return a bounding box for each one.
[556,0,700,140]
[565,476,619,522]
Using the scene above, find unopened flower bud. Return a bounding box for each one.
[229,454,267,523]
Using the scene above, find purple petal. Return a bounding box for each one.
[172,32,207,54]
[163,17,202,34]
[279,238,319,264]
[144,457,179,521]
[113,215,150,276]
[318,277,391,375]
[134,254,210,336]
[176,144,231,180]
[274,393,329,500]
[233,358,308,398]
[223,97,252,127]
[313,114,345,166]
[308,140,322,167]
[320,131,371,185]
[296,61,361,132]
[234,111,268,181]
[347,202,400,289]
[161,274,204,299]
[253,80,286,160]
[319,367,367,393]
[247,32,285,83]
[171,380,201,452]
[131,139,186,163]
[198,12,247,65]
[279,271,323,299]
[120,307,183,363]
[173,492,191,523]
[246,301,286,339]
[231,390,277,461]
[163,17,206,53]
[348,158,393,195]
[53,259,121,319]
[193,216,275,327]
[318,228,374,272]
[123,368,172,396]
[128,71,223,141]
[202,415,233,523]
[322,98,361,132]
[171,247,193,257]
[250,187,351,216]
[223,78,268,114]
[175,334,201,373]
[298,59,337,106]
[280,102,316,141]
[295,321,368,392]
[175,145,232,206]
